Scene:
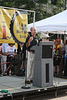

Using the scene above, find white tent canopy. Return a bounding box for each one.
[28,10,67,33]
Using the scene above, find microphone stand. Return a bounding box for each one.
[21,50,31,89]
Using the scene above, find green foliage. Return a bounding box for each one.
[53,7,63,15]
[57,0,65,7]
[51,0,57,5]
[0,0,65,23]
[24,1,36,10]
[35,8,52,21]
[38,0,48,4]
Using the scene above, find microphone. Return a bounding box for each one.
[14,49,16,53]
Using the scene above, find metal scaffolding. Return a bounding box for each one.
[0,6,35,27]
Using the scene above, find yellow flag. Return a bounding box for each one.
[0,8,28,43]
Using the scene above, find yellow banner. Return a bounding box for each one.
[0,8,28,43]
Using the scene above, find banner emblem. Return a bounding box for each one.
[10,11,28,43]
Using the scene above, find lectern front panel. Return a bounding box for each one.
[42,45,53,58]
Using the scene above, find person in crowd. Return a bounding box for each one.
[53,39,62,76]
[0,43,2,54]
[23,27,39,84]
[62,40,67,76]
[60,38,63,47]
[45,37,49,41]
[6,43,17,75]
[59,39,64,75]
[1,43,8,75]
[0,43,2,76]
[53,39,56,50]
[20,43,23,68]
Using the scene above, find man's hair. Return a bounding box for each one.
[30,27,36,31]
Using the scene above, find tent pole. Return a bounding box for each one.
[0,6,35,13]
[64,31,66,40]
[33,11,35,27]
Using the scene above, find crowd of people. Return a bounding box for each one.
[0,43,17,76]
[53,38,67,76]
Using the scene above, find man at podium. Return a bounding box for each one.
[25,27,38,84]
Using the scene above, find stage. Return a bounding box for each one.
[0,76,67,100]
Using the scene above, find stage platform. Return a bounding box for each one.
[0,76,67,100]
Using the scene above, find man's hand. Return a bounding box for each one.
[26,37,33,47]
[28,37,33,46]
[29,37,33,42]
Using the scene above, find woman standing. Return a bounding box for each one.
[6,43,17,75]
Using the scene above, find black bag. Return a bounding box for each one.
[12,54,21,65]
[12,54,21,75]
[16,68,25,76]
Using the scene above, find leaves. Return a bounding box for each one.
[0,0,65,23]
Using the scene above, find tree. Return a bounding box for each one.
[0,0,65,23]
[57,0,65,7]
[51,0,57,5]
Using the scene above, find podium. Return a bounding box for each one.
[31,41,53,88]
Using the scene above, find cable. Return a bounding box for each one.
[0,90,13,100]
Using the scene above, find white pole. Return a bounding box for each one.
[0,6,34,12]
[33,11,35,27]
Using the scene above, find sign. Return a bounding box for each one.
[0,8,28,43]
